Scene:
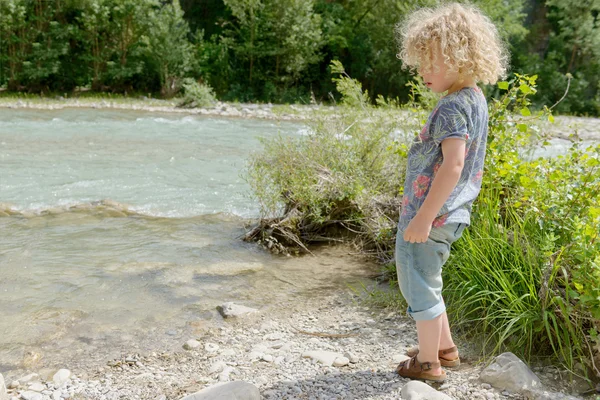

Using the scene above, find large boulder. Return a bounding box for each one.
[401,381,452,400]
[479,352,541,394]
[179,381,260,400]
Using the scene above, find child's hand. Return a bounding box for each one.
[403,215,432,243]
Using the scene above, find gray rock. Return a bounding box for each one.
[0,373,7,400]
[480,352,542,394]
[302,351,343,367]
[401,381,452,400]
[52,370,71,388]
[179,381,259,400]
[216,303,258,319]
[183,340,201,350]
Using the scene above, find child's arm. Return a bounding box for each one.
[403,138,466,243]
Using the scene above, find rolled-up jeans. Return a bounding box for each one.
[395,222,466,321]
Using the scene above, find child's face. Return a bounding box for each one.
[418,44,460,94]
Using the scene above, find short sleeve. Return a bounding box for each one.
[430,101,469,146]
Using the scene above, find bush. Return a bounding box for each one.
[177,78,217,108]
[245,61,417,257]
[445,75,600,378]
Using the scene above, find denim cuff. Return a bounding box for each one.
[408,301,446,321]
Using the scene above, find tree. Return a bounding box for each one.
[79,0,112,90]
[146,0,194,97]
[265,0,322,83]
[0,0,28,90]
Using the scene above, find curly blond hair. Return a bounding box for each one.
[396,2,509,85]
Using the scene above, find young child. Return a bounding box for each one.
[394,3,508,381]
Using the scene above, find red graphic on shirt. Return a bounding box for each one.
[412,175,431,198]
[432,214,448,228]
[419,125,428,141]
[401,196,409,216]
[433,163,441,176]
[473,169,483,182]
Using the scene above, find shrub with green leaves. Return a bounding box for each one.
[177,78,217,108]
[443,74,600,377]
[245,61,416,256]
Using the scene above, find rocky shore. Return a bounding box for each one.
[0,290,590,400]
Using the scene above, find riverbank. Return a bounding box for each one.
[1,96,599,141]
[0,98,598,400]
[0,269,589,400]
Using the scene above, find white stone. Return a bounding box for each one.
[0,374,7,400]
[392,354,411,364]
[17,374,39,386]
[179,381,260,400]
[261,355,274,362]
[20,392,43,400]
[52,370,71,388]
[480,352,541,394]
[301,351,344,367]
[220,349,236,357]
[208,361,227,374]
[204,343,219,353]
[401,381,453,400]
[217,366,235,382]
[263,333,284,341]
[344,352,359,363]
[333,357,350,367]
[183,340,201,350]
[27,382,45,392]
[216,303,258,318]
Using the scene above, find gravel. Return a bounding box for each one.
[1,292,588,400]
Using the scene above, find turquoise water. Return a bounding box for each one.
[0,109,375,378]
[0,109,300,217]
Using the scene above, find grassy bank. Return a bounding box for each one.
[245,65,600,382]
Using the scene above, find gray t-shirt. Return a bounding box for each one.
[398,86,488,233]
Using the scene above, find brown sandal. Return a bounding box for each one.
[396,355,446,382]
[406,345,460,367]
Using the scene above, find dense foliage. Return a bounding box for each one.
[246,63,600,379]
[0,0,599,114]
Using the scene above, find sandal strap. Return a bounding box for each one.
[404,355,440,371]
[440,346,458,356]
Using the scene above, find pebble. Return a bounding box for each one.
[182,340,201,350]
[204,343,219,353]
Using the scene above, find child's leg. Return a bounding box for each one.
[439,311,458,358]
[395,223,465,378]
[416,314,443,374]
